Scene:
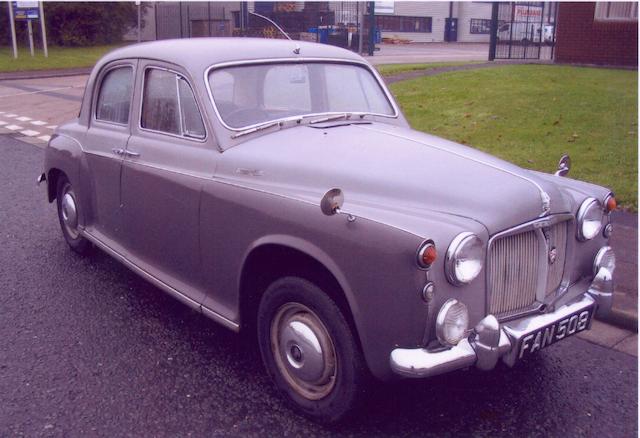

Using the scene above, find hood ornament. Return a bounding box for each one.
[541,191,551,216]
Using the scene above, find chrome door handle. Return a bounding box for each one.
[112,148,125,155]
[124,150,140,158]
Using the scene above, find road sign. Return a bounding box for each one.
[12,1,39,20]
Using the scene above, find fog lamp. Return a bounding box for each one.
[436,299,469,346]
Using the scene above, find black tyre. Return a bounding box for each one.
[257,277,367,423]
[56,175,91,254]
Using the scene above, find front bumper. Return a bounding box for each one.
[390,269,613,378]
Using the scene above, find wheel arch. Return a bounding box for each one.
[46,168,65,202]
[238,235,362,347]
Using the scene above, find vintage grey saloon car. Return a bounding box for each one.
[40,38,617,422]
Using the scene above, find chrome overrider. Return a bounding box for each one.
[390,246,615,378]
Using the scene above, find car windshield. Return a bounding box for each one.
[208,62,395,129]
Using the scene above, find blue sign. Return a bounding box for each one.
[12,1,40,20]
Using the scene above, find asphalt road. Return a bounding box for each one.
[0,134,637,437]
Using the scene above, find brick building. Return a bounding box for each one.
[555,2,638,67]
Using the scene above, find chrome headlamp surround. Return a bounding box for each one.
[436,299,470,346]
[593,246,616,275]
[576,197,604,241]
[445,232,484,286]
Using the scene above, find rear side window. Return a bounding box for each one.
[141,68,206,139]
[96,67,133,124]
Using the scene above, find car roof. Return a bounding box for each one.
[99,37,365,74]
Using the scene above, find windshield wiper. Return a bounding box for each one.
[308,113,352,125]
[231,120,282,139]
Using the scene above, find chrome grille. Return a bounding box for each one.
[546,221,567,296]
[488,218,570,318]
[488,230,540,316]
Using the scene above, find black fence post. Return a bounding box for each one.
[488,2,498,61]
[368,1,375,56]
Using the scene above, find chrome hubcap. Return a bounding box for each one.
[60,186,79,239]
[271,303,336,400]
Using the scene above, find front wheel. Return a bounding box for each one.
[56,176,91,254]
[257,277,367,423]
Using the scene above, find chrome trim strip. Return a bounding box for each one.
[354,124,553,217]
[138,65,208,143]
[81,229,240,332]
[203,57,400,134]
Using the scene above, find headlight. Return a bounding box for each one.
[436,299,469,346]
[577,198,603,241]
[445,232,484,285]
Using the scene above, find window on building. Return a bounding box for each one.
[375,16,432,33]
[594,2,638,21]
[96,67,133,125]
[470,18,492,34]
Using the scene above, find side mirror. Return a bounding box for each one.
[555,154,571,177]
[320,188,357,223]
[320,188,344,216]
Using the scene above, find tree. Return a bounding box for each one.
[2,2,144,47]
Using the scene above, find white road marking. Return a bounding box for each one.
[30,120,47,126]
[0,111,4,114]
[16,116,32,122]
[38,135,51,142]
[0,120,6,126]
[5,114,17,118]
[46,125,58,129]
[20,129,40,137]
[6,124,23,130]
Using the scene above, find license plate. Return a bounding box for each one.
[516,307,593,361]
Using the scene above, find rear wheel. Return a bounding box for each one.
[257,277,367,423]
[56,176,91,254]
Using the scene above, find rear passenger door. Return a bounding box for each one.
[120,62,216,301]
[85,60,136,242]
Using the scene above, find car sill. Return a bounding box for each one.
[80,229,240,332]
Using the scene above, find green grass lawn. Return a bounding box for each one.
[390,64,638,210]
[0,44,124,72]
[376,61,482,77]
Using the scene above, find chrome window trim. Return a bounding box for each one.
[485,213,575,321]
[92,63,135,127]
[138,65,208,143]
[203,57,400,133]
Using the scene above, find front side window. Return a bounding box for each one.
[208,62,395,129]
[96,66,133,124]
[141,68,206,139]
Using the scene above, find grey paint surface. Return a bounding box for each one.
[44,38,613,380]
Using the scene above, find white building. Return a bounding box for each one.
[372,1,493,43]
